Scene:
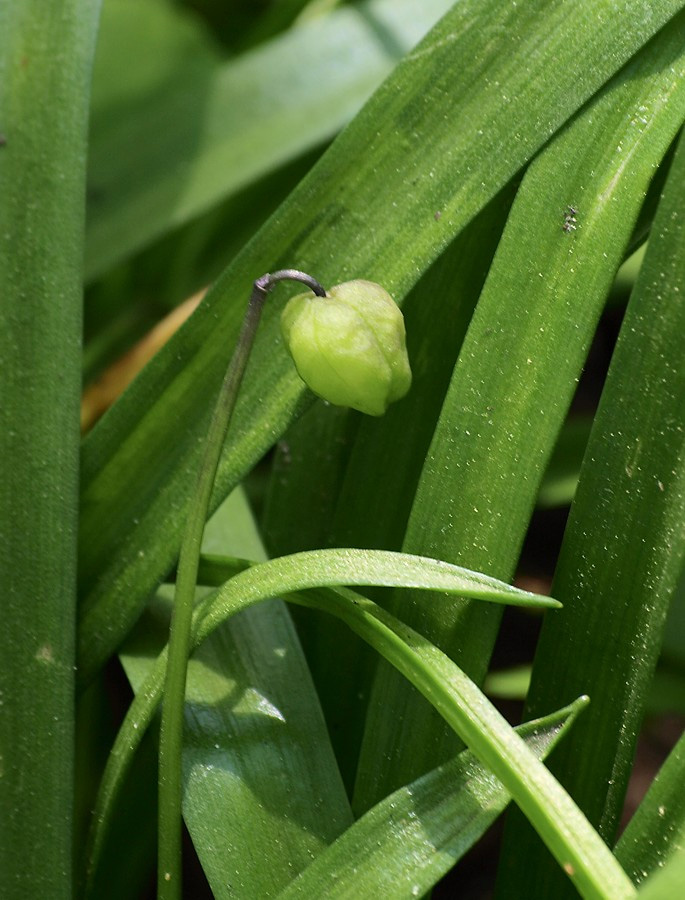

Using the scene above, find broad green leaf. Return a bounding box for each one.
[355,12,685,812]
[0,1,100,894]
[77,0,685,688]
[92,573,631,900]
[496,126,685,898]
[86,0,452,280]
[280,699,588,900]
[85,548,557,887]
[615,731,685,885]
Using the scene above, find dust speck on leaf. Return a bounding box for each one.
[35,644,54,664]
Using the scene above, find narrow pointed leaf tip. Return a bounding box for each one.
[281,279,412,416]
[197,549,561,612]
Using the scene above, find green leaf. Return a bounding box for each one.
[496,120,685,899]
[615,731,685,885]
[0,1,100,895]
[354,11,685,812]
[634,846,685,899]
[85,548,557,888]
[195,549,561,615]
[77,0,685,687]
[279,699,588,899]
[115,488,353,900]
[91,571,631,900]
[85,0,452,279]
[262,187,515,789]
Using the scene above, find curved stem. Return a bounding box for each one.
[157,270,326,900]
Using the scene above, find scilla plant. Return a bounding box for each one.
[2,2,685,900]
[157,270,415,894]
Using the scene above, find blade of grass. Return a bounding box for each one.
[615,731,685,885]
[280,698,588,899]
[497,127,685,897]
[354,12,685,811]
[195,549,562,616]
[77,0,685,687]
[0,1,100,895]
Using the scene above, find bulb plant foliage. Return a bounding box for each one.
[2,2,685,900]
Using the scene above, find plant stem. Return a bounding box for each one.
[157,270,326,899]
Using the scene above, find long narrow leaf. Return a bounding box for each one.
[85,549,556,887]
[92,573,630,900]
[279,699,589,899]
[497,127,685,898]
[615,731,685,885]
[77,0,685,685]
[0,1,100,894]
[355,11,685,811]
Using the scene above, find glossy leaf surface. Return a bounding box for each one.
[77,0,684,685]
[497,125,685,898]
[355,11,685,810]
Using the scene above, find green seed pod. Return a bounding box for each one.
[281,279,412,416]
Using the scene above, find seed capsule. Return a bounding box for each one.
[281,279,412,416]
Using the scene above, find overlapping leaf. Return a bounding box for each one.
[85,548,557,891]
[497,126,685,898]
[355,10,685,811]
[280,700,588,899]
[616,731,685,885]
[78,0,685,688]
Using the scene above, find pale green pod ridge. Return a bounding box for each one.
[281,280,412,416]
